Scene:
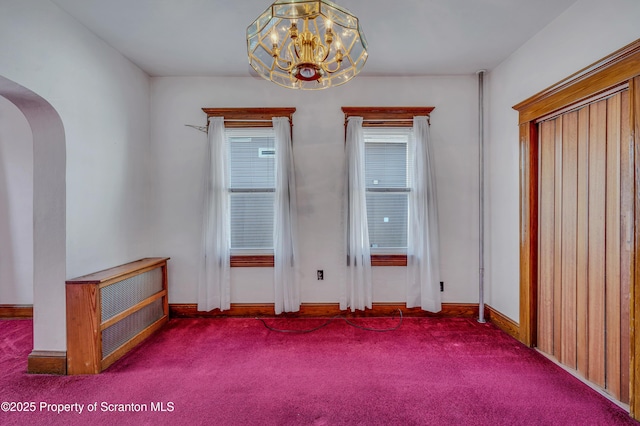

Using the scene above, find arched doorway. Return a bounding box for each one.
[0,95,33,306]
[0,76,66,374]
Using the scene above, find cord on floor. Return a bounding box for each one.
[256,309,403,333]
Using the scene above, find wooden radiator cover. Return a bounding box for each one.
[66,257,169,375]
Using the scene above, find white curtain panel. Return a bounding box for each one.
[407,116,442,312]
[273,117,300,314]
[197,117,231,312]
[342,116,372,312]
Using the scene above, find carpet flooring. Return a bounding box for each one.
[1,317,637,425]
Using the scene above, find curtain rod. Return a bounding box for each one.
[210,118,278,122]
[347,118,431,126]
[361,118,416,121]
[185,124,207,133]
[185,117,292,134]
[359,116,430,120]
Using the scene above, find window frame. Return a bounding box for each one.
[342,106,435,267]
[203,107,296,267]
[364,127,412,254]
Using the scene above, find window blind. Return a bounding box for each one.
[227,128,275,252]
[363,127,412,252]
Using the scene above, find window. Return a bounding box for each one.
[364,128,412,253]
[202,107,296,267]
[342,106,434,266]
[228,128,276,253]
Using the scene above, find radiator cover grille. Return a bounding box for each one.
[102,297,164,359]
[101,267,163,322]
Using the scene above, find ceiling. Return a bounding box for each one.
[51,0,579,77]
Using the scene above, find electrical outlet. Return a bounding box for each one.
[317,270,324,280]
[440,281,444,292]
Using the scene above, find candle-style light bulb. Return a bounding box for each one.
[270,30,280,58]
[324,19,334,46]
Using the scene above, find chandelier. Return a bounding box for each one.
[247,0,368,90]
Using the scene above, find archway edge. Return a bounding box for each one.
[0,75,67,373]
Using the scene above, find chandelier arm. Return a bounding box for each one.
[321,61,341,74]
[273,56,295,72]
[318,43,331,63]
[292,39,301,61]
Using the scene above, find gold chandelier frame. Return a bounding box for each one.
[247,0,368,90]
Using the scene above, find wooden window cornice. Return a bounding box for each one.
[342,106,435,127]
[203,107,296,128]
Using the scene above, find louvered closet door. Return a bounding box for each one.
[537,90,632,403]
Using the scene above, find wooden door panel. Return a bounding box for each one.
[587,99,607,388]
[576,106,590,378]
[553,117,564,360]
[606,93,622,398]
[538,120,556,355]
[620,90,632,404]
[561,111,578,369]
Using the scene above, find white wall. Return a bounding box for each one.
[7,0,633,337]
[0,0,152,351]
[0,95,33,304]
[487,0,640,321]
[151,75,479,307]
[0,0,152,280]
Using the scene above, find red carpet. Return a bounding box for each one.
[1,317,637,425]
